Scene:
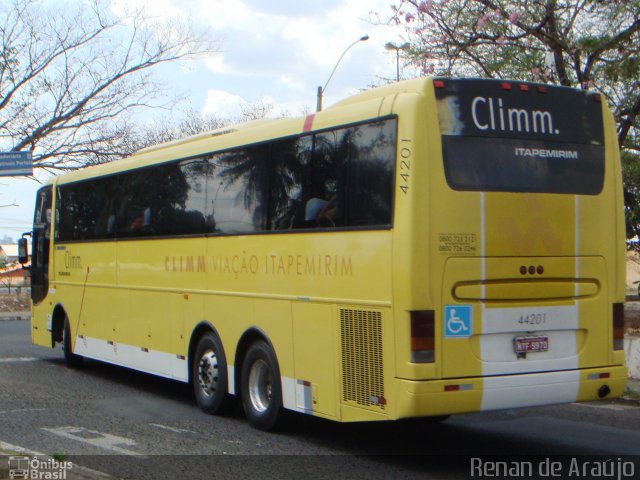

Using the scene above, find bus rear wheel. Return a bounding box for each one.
[193,332,229,414]
[63,316,83,368]
[241,340,283,431]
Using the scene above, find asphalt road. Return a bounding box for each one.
[1,319,639,480]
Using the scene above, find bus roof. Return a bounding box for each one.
[330,77,430,109]
[52,115,302,186]
[48,77,434,187]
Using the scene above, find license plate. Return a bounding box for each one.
[514,336,549,354]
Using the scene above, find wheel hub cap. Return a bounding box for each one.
[248,359,272,413]
[197,350,219,398]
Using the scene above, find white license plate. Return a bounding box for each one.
[514,336,549,353]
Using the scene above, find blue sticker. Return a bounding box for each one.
[444,305,472,338]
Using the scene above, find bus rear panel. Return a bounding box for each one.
[394,78,626,418]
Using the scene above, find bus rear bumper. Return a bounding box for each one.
[394,365,628,419]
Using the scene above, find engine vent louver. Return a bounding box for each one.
[340,308,385,411]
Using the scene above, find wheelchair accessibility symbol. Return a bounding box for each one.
[444,305,472,338]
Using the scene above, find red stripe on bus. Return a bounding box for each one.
[303,114,316,132]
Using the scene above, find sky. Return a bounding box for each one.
[0,0,407,242]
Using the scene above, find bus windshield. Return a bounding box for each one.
[435,78,605,194]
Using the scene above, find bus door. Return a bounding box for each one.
[31,186,53,305]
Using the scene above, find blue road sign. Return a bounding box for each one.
[0,151,33,176]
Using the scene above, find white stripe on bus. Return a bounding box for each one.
[481,370,580,411]
[74,336,188,382]
[76,335,313,415]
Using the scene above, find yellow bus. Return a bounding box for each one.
[20,77,627,431]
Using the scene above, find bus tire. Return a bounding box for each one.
[193,332,229,414]
[241,340,283,431]
[63,317,83,368]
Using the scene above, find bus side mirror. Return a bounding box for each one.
[18,237,29,265]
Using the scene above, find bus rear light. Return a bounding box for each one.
[410,310,435,363]
[434,80,445,88]
[519,84,529,92]
[500,82,512,90]
[588,372,610,380]
[613,303,624,350]
[536,86,548,93]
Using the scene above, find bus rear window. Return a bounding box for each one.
[435,78,605,195]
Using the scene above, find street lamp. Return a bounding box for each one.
[385,42,410,82]
[316,35,369,112]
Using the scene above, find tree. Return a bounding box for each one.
[127,110,228,152]
[384,0,639,149]
[623,150,640,240]
[128,99,276,152]
[0,0,219,173]
[381,0,639,230]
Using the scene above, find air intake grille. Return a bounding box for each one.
[340,308,385,410]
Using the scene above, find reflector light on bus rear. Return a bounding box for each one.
[588,372,610,380]
[613,303,624,350]
[536,86,548,93]
[434,80,445,88]
[500,82,512,90]
[519,84,529,92]
[410,310,435,363]
[444,383,473,392]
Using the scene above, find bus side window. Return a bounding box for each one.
[341,121,395,227]
[304,131,339,228]
[276,119,396,231]
[207,146,270,234]
[269,136,308,231]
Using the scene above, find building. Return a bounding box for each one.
[0,244,19,263]
[0,244,29,289]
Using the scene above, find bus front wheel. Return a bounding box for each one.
[63,316,83,368]
[240,340,283,431]
[193,332,229,414]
